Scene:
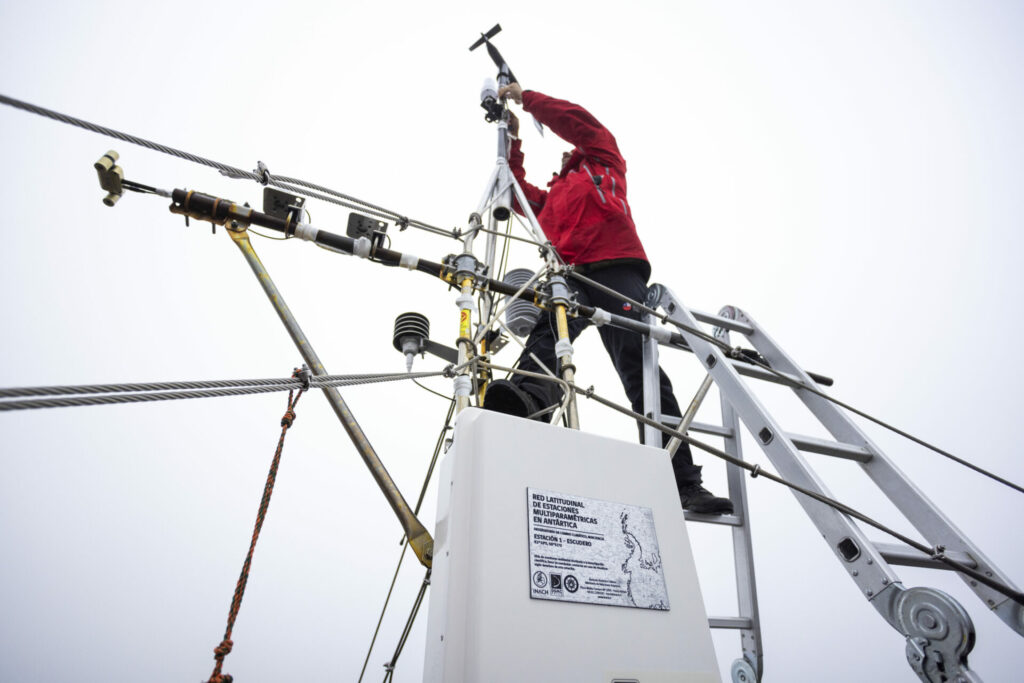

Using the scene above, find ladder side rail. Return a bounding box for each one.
[720,397,764,682]
[650,288,907,630]
[641,310,665,446]
[721,305,1023,635]
[716,317,765,681]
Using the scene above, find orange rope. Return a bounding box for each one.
[206,368,308,683]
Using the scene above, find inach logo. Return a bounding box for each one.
[532,570,547,588]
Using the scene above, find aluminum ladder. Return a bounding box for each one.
[639,283,1023,683]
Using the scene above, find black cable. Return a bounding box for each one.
[732,354,1024,495]
[566,270,1024,495]
[412,379,453,402]
[572,381,1024,607]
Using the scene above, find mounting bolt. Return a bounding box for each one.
[866,590,874,597]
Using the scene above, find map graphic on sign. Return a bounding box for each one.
[526,487,670,610]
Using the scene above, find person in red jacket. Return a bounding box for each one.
[484,83,733,515]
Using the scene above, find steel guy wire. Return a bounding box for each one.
[566,269,1024,496]
[571,380,1024,606]
[381,569,431,683]
[360,399,454,682]
[0,369,457,411]
[0,93,451,238]
[358,541,409,683]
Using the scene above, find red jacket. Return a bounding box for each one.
[510,90,648,273]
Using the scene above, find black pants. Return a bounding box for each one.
[511,263,703,486]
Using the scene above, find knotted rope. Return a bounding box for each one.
[206,368,308,683]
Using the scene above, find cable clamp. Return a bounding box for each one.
[396,216,409,231]
[930,544,947,560]
[585,385,595,398]
[442,364,456,378]
[254,161,271,185]
[750,464,762,478]
[591,307,612,327]
[554,338,574,359]
[294,365,312,391]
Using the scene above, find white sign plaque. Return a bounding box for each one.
[527,487,670,610]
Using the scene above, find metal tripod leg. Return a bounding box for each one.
[226,224,433,568]
[640,308,764,682]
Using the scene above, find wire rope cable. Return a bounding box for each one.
[0,369,457,411]
[358,400,454,683]
[0,93,452,237]
[381,570,431,682]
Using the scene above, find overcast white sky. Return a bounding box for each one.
[1,2,1022,682]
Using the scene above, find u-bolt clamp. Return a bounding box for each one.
[545,274,573,309]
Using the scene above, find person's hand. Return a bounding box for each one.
[507,111,520,137]
[498,82,523,105]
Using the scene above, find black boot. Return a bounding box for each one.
[678,483,734,515]
[482,379,539,419]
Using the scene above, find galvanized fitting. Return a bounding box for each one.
[546,275,572,307]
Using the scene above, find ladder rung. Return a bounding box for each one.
[661,415,733,438]
[875,542,978,570]
[729,360,791,385]
[684,510,742,526]
[786,433,873,463]
[689,308,755,336]
[708,616,753,630]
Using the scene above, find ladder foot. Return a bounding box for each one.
[730,657,759,683]
[896,587,980,683]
